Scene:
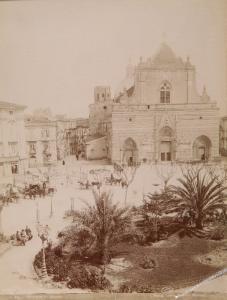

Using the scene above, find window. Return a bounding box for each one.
[29,142,36,158]
[102,93,105,98]
[8,142,18,156]
[161,152,165,161]
[11,164,18,174]
[166,152,171,161]
[0,143,3,156]
[0,163,4,176]
[41,129,49,138]
[160,82,171,103]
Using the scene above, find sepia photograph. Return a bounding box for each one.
[0,0,227,299]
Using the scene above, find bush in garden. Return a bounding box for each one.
[209,226,225,241]
[118,283,133,293]
[34,248,69,281]
[139,255,156,269]
[33,246,111,290]
[67,265,111,290]
[119,283,157,293]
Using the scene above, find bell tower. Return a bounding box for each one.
[94,86,111,103]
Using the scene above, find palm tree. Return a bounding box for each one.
[171,167,227,229]
[73,189,131,266]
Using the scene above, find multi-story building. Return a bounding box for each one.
[88,43,220,165]
[0,101,27,179]
[56,116,89,160]
[25,116,57,168]
[220,116,227,156]
[65,119,89,158]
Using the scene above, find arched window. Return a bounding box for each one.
[160,82,171,103]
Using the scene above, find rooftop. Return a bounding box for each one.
[138,43,192,69]
[0,101,26,110]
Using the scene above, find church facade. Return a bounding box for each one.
[89,43,220,165]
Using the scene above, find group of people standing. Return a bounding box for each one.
[14,226,33,246]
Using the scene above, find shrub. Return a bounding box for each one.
[118,283,133,293]
[139,255,156,269]
[34,248,69,281]
[209,226,225,241]
[119,283,157,293]
[67,265,111,290]
[34,246,111,290]
[64,210,75,218]
[120,231,146,245]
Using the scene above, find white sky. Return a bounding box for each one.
[0,0,226,117]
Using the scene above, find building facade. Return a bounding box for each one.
[25,118,57,168]
[65,119,89,158]
[0,101,27,179]
[220,116,227,156]
[89,43,220,165]
[56,116,89,160]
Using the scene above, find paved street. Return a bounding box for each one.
[0,160,98,294]
[0,159,128,294]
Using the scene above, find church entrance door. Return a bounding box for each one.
[193,136,211,161]
[122,138,138,166]
[160,141,172,161]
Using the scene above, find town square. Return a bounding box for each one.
[0,0,227,298]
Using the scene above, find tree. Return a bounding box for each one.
[73,189,131,267]
[171,166,227,229]
[155,161,177,189]
[136,187,175,242]
[121,165,138,205]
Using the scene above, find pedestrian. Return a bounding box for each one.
[62,160,65,166]
[25,225,33,240]
[16,230,21,242]
[20,229,27,245]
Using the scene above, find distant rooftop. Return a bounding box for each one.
[0,101,26,110]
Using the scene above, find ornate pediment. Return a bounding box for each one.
[157,112,176,131]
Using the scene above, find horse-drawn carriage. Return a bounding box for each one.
[0,184,20,205]
[22,182,56,199]
[78,169,107,190]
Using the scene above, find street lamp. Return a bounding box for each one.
[36,199,40,224]
[70,196,75,213]
[49,193,54,218]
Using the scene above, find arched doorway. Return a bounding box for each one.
[159,126,174,161]
[123,138,138,166]
[193,135,211,161]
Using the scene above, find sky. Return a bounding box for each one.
[0,0,226,117]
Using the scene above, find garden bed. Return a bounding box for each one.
[33,231,227,293]
[109,234,226,293]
